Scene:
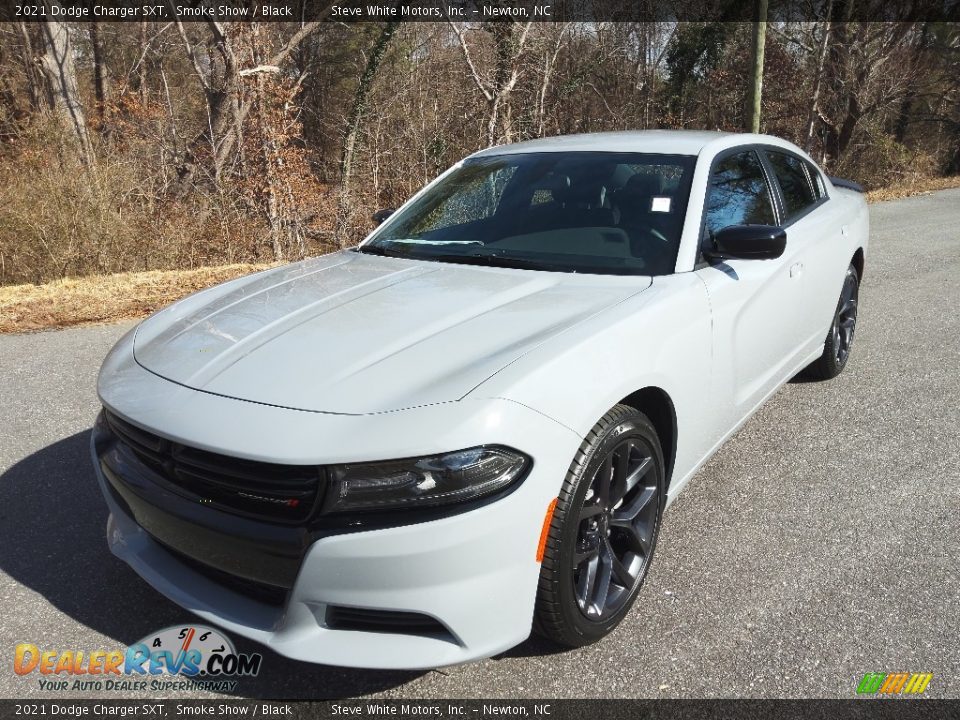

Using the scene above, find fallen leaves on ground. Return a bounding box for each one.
[0,263,276,334]
[864,175,960,203]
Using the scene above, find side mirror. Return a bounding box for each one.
[372,208,396,225]
[704,224,786,261]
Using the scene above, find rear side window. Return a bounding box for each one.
[704,150,776,235]
[767,151,817,220]
[806,160,827,199]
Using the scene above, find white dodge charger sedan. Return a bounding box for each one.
[93,131,867,669]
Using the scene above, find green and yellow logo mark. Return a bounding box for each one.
[857,672,932,695]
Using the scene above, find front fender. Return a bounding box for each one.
[471,273,714,501]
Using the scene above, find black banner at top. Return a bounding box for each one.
[3,0,960,23]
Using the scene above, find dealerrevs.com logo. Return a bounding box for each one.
[14,625,262,693]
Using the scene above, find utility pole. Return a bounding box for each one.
[746,0,768,133]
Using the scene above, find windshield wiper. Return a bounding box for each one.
[423,252,565,272]
[358,246,642,275]
[384,239,485,246]
[354,245,405,258]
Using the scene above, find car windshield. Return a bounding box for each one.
[359,151,696,276]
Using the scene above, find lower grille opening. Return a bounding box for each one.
[326,606,450,637]
[159,542,290,608]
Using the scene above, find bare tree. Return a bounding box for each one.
[533,23,570,137]
[171,18,322,190]
[631,22,676,129]
[37,17,93,164]
[335,20,402,246]
[818,21,917,163]
[15,22,44,110]
[804,3,833,153]
[449,19,533,146]
[91,21,110,122]
[745,0,768,133]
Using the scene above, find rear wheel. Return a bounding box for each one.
[805,264,859,380]
[534,404,663,647]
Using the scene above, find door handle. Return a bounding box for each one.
[790,262,804,278]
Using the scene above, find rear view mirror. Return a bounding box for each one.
[704,225,786,261]
[372,208,396,225]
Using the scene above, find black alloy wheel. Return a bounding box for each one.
[573,438,658,620]
[833,267,859,366]
[534,404,664,647]
[806,263,860,380]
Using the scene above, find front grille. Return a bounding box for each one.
[159,541,290,606]
[325,606,450,637]
[104,410,322,524]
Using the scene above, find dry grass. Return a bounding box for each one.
[865,175,960,203]
[2,176,959,335]
[0,263,276,334]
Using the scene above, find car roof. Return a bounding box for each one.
[468,130,807,161]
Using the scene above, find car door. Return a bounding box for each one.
[762,149,845,355]
[695,148,807,435]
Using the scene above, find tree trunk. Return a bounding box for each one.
[893,94,914,144]
[38,19,93,165]
[335,20,401,247]
[947,124,960,175]
[893,23,930,144]
[16,22,44,110]
[171,20,241,194]
[91,21,110,121]
[835,95,862,156]
[450,20,531,146]
[172,19,322,195]
[804,0,833,153]
[744,0,767,133]
[535,25,568,137]
[254,70,284,261]
[489,21,513,144]
[819,1,855,164]
[136,21,148,103]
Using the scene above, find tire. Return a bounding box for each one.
[533,404,664,647]
[805,264,860,381]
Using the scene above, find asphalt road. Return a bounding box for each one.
[1,189,958,700]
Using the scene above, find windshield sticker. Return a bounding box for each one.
[651,197,671,213]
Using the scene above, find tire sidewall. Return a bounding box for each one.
[825,264,860,375]
[553,413,664,643]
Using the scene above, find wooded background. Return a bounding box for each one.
[1,12,958,286]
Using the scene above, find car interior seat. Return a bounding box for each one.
[553,182,616,228]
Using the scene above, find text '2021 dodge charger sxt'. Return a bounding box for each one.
[92,130,867,669]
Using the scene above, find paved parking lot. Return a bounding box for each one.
[1,189,958,699]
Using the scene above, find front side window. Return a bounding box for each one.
[360,152,696,276]
[704,150,777,236]
[767,151,817,220]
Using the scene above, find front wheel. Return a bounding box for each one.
[805,263,859,381]
[533,404,664,647]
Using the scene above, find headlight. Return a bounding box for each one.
[324,446,529,513]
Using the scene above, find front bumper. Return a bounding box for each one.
[93,356,580,669]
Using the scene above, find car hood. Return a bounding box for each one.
[133,251,650,414]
